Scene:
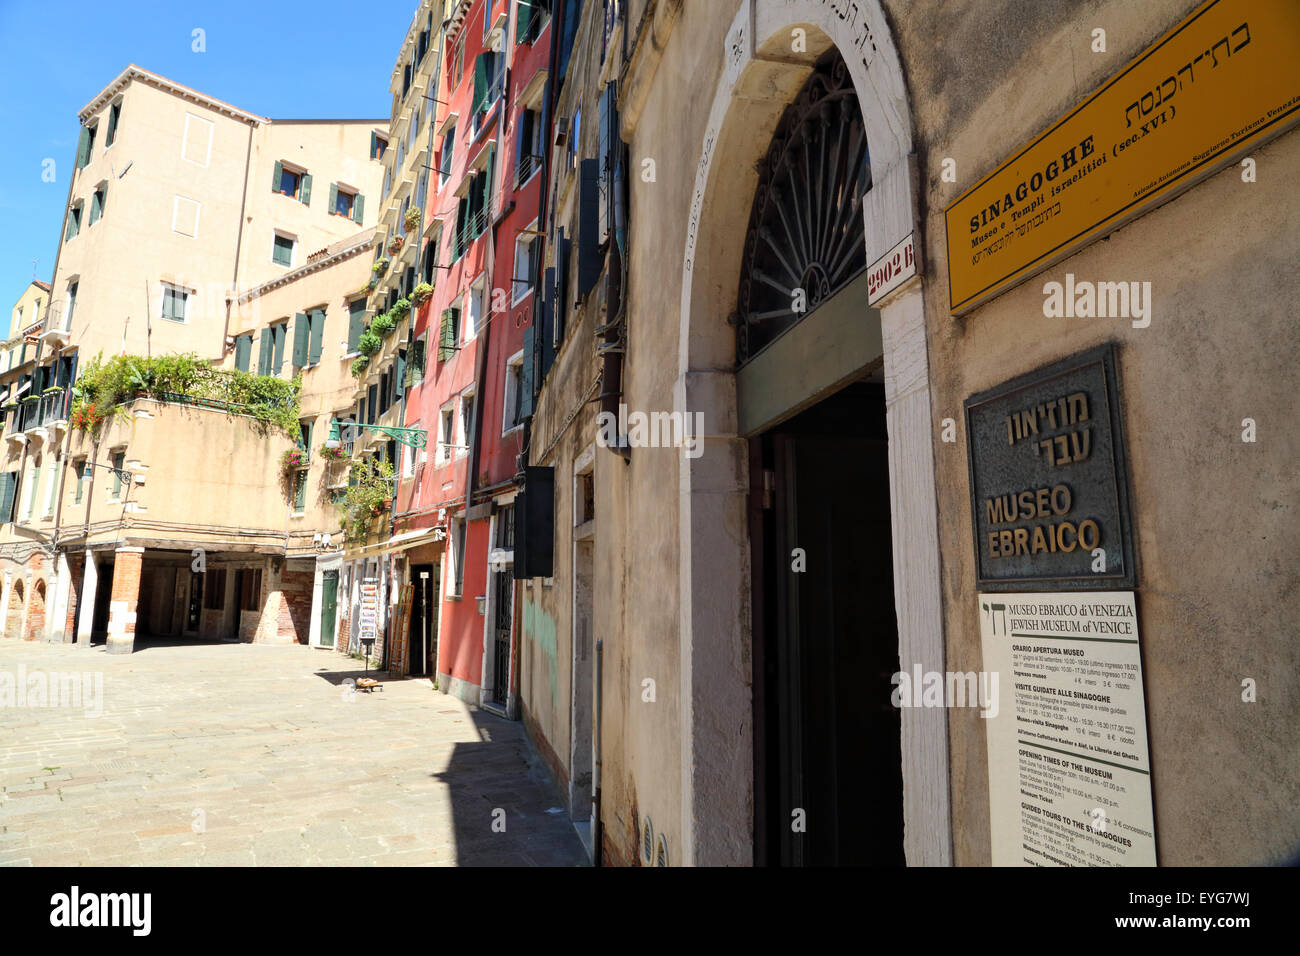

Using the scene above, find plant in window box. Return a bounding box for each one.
[371,311,396,338]
[42,386,64,395]
[350,356,370,378]
[410,282,434,306]
[357,328,382,356]
[391,297,411,319]
[403,208,422,232]
[372,257,390,277]
[320,443,347,463]
[280,447,306,474]
[366,276,379,292]
[388,235,405,255]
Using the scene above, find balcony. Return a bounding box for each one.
[39,302,71,348]
[18,387,71,441]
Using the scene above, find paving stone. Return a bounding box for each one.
[0,641,586,867]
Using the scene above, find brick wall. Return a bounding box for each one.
[64,555,83,641]
[108,549,143,640]
[277,568,314,643]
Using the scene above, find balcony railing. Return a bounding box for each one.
[16,387,72,432]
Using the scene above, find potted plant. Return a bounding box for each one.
[366,276,379,292]
[357,329,382,357]
[404,207,422,232]
[320,443,347,463]
[410,282,434,306]
[391,297,411,319]
[350,356,370,378]
[372,257,390,277]
[388,234,405,255]
[371,311,396,337]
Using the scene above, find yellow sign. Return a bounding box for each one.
[945,0,1300,315]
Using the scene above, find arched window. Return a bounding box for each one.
[736,50,871,366]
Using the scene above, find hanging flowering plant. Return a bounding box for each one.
[281,447,306,474]
[319,443,347,462]
[404,207,422,232]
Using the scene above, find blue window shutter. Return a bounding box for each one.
[308,309,326,365]
[301,173,312,205]
[292,313,309,367]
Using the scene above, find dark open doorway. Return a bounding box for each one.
[408,563,438,677]
[752,381,905,866]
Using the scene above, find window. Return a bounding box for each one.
[453,35,465,86]
[370,131,387,160]
[172,195,200,238]
[292,469,308,513]
[105,100,122,148]
[513,227,539,303]
[272,233,296,268]
[73,460,88,504]
[503,350,525,433]
[110,451,125,500]
[330,184,364,222]
[495,503,515,548]
[234,332,253,372]
[408,335,426,388]
[458,388,475,458]
[569,107,581,172]
[471,52,501,130]
[203,569,227,610]
[440,123,456,185]
[515,109,543,187]
[75,122,97,170]
[239,568,262,611]
[438,308,460,361]
[22,456,41,521]
[347,297,367,354]
[439,403,456,464]
[88,183,107,226]
[297,420,313,459]
[41,456,57,518]
[273,161,311,203]
[66,282,78,327]
[64,202,83,241]
[422,235,438,285]
[447,517,466,596]
[161,283,188,323]
[517,0,551,45]
[466,277,486,342]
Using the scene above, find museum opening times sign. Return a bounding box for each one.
[944,0,1300,314]
[980,592,1157,866]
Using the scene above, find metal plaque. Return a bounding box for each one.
[965,344,1135,591]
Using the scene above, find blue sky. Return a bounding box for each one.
[0,0,419,303]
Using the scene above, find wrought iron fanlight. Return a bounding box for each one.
[736,51,871,365]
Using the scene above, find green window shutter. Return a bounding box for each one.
[235,334,252,372]
[64,208,79,241]
[272,160,283,193]
[74,463,84,504]
[273,323,287,373]
[294,471,307,512]
[258,329,273,374]
[106,104,119,145]
[292,312,309,367]
[76,127,90,169]
[370,131,378,158]
[395,349,406,399]
[517,0,532,44]
[411,338,425,384]
[347,299,366,353]
[301,173,312,205]
[438,309,458,361]
[111,455,123,497]
[308,308,326,365]
[0,472,15,522]
[329,183,338,215]
[472,55,489,115]
[353,193,364,224]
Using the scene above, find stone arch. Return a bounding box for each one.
[27,579,47,643]
[7,578,25,639]
[676,0,949,866]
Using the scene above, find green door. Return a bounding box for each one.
[320,570,338,648]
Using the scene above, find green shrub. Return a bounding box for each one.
[350,356,370,378]
[371,311,396,336]
[358,329,382,356]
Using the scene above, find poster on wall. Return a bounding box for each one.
[979,590,1157,866]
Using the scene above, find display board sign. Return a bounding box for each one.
[358,580,380,642]
[965,345,1134,591]
[980,591,1156,866]
[945,0,1300,314]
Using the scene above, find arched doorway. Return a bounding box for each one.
[676,0,950,866]
[7,579,24,639]
[27,579,47,643]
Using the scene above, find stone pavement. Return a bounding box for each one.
[0,639,588,866]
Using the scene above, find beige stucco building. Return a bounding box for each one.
[0,65,386,656]
[515,0,1299,867]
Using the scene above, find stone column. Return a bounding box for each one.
[107,547,144,655]
[75,551,98,646]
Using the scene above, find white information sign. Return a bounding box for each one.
[979,590,1157,866]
